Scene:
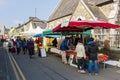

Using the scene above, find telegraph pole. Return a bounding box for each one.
[35,8,37,17]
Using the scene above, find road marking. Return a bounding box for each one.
[7,52,20,80]
[7,48,26,80]
[10,53,26,80]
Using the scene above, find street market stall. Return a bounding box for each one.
[52,20,120,68]
[53,20,120,32]
[43,29,91,53]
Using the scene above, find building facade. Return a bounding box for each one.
[0,24,5,39]
[47,0,120,48]
[9,17,47,39]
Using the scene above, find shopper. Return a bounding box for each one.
[60,36,70,64]
[75,40,86,73]
[86,38,99,75]
[22,38,27,54]
[16,37,22,55]
[27,37,34,58]
[8,39,13,52]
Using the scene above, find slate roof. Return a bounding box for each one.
[84,0,113,6]
[32,21,47,29]
[87,4,108,21]
[16,17,47,29]
[48,0,111,22]
[96,0,113,6]
[48,0,80,22]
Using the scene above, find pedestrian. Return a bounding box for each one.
[60,36,70,64]
[22,38,27,54]
[86,37,99,75]
[52,38,58,47]
[8,39,13,52]
[35,37,42,56]
[27,37,34,58]
[11,39,16,53]
[75,40,86,73]
[15,37,22,55]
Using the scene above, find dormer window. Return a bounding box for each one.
[78,18,82,21]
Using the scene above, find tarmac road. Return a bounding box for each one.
[12,52,120,80]
[1,42,120,80]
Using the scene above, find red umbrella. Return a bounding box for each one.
[86,21,120,29]
[53,20,120,32]
[52,23,91,32]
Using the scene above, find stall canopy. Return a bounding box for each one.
[53,20,120,32]
[43,29,61,35]
[43,29,91,35]
[45,35,61,38]
[34,33,43,37]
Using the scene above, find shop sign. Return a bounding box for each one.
[61,19,69,27]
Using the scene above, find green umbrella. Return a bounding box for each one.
[43,29,91,36]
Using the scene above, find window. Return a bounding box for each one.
[78,18,82,21]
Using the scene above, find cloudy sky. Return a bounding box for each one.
[0,0,60,28]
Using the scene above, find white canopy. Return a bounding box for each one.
[21,23,44,36]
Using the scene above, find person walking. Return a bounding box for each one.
[27,38,34,58]
[8,39,13,52]
[86,38,99,75]
[16,37,22,55]
[60,36,70,64]
[22,38,27,54]
[75,40,86,73]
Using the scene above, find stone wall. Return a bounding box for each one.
[71,2,93,20]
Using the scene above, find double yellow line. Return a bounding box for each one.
[7,51,26,80]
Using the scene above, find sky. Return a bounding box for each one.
[0,0,60,29]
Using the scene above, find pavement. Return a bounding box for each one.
[0,42,120,80]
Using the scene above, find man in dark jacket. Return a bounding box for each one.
[60,36,70,64]
[86,38,99,75]
[27,38,34,58]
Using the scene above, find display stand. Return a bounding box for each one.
[40,48,47,57]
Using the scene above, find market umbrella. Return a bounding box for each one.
[43,29,61,35]
[34,33,44,37]
[44,29,91,35]
[53,20,120,32]
[45,35,61,38]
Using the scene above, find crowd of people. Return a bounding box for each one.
[6,34,100,75]
[8,37,42,59]
[59,35,99,75]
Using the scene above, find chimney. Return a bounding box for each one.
[29,17,35,20]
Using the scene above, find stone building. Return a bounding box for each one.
[11,17,47,38]
[47,0,120,48]
[0,24,5,39]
